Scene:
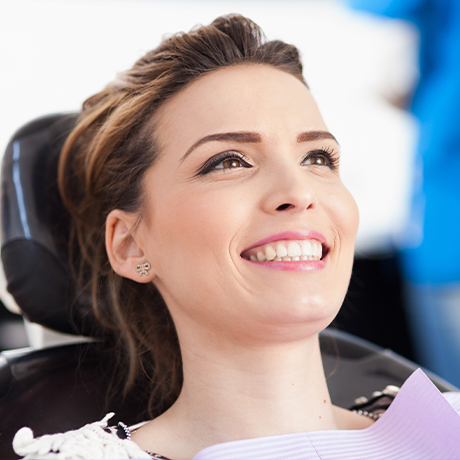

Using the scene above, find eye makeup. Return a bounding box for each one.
[301,146,340,170]
[195,144,340,177]
[195,151,252,176]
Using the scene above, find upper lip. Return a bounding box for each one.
[241,230,329,255]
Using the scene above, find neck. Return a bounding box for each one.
[140,332,337,458]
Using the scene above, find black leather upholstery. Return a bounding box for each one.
[1,114,94,336]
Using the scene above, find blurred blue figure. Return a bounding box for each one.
[347,0,460,386]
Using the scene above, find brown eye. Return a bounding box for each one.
[197,152,252,176]
[301,151,332,167]
[219,158,244,169]
[311,156,326,165]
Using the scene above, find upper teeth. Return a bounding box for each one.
[246,240,322,262]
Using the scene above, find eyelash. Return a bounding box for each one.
[301,146,339,170]
[196,146,339,176]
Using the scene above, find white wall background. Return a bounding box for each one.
[0,0,419,254]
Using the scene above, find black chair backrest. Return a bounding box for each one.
[1,113,94,336]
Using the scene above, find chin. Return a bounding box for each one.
[255,294,342,334]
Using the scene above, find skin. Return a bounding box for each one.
[106,64,362,459]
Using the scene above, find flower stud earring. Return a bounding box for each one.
[136,262,151,276]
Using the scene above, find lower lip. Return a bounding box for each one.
[243,255,327,272]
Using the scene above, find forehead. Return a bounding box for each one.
[154,64,328,151]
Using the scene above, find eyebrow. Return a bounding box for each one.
[180,130,338,161]
[297,131,338,144]
[181,132,262,161]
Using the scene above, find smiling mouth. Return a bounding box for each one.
[241,239,328,262]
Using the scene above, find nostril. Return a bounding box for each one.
[276,203,292,211]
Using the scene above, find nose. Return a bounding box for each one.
[260,164,318,215]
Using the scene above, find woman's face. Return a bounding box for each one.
[137,65,359,344]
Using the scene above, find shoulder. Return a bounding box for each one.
[13,413,151,460]
[443,391,460,414]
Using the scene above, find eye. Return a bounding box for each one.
[301,147,339,170]
[215,157,247,170]
[196,151,252,176]
[304,155,328,166]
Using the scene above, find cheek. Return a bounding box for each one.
[328,185,359,245]
[342,190,360,241]
[149,187,248,272]
[321,184,359,292]
[146,187,252,327]
[314,187,359,316]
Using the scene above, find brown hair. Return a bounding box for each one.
[58,14,306,417]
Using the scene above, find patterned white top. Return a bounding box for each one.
[13,413,151,459]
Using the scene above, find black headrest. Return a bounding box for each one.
[1,113,95,336]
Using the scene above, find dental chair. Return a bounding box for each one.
[0,114,457,459]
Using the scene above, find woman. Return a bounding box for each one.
[13,14,460,459]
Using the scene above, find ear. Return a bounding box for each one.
[105,209,155,283]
